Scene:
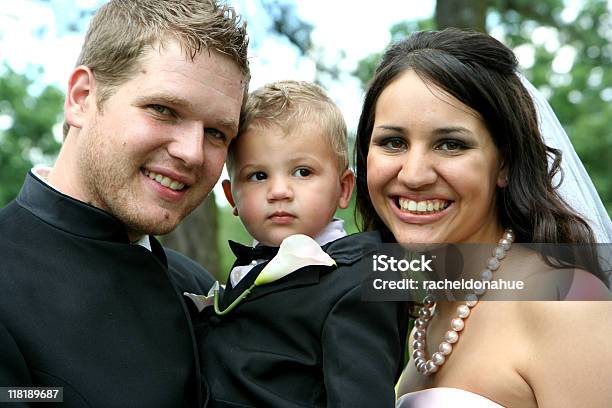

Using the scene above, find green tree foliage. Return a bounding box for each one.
[354,0,611,214]
[0,66,63,205]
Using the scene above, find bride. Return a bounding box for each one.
[353,29,611,407]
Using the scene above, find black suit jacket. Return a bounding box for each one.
[197,232,408,407]
[0,172,215,407]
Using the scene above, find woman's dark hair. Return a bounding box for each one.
[354,29,606,284]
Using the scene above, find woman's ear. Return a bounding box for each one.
[222,179,239,216]
[338,169,356,209]
[497,161,509,188]
[64,65,96,131]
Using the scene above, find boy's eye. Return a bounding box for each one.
[248,171,267,181]
[293,168,311,178]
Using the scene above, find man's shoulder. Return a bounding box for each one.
[164,247,216,293]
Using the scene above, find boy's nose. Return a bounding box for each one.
[267,177,294,201]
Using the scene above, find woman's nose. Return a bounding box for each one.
[397,149,438,189]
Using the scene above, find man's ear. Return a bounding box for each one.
[337,169,355,209]
[64,65,96,130]
[222,179,238,216]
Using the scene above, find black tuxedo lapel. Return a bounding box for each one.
[247,264,328,301]
[220,263,330,308]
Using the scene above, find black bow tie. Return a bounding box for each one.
[228,241,280,266]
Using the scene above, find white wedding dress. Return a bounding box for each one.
[396,387,504,407]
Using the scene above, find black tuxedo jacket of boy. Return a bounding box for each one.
[197,231,409,408]
[0,172,214,407]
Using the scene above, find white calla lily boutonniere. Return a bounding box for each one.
[213,234,336,315]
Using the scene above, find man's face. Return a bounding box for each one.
[76,41,244,240]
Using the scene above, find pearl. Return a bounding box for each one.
[480,269,493,281]
[494,246,506,259]
[465,294,478,307]
[487,257,500,271]
[473,285,486,296]
[444,330,459,343]
[412,228,513,377]
[425,360,438,374]
[413,340,425,350]
[499,238,511,251]
[419,307,432,319]
[457,305,470,318]
[432,352,445,366]
[423,295,435,307]
[414,330,426,341]
[439,342,452,355]
[451,318,464,331]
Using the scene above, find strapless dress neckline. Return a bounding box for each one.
[396,387,504,407]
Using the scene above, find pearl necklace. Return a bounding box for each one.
[413,229,515,376]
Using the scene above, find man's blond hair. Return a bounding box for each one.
[227,80,348,176]
[63,0,249,138]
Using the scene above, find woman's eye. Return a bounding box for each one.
[377,137,406,151]
[205,128,227,143]
[436,139,466,152]
[293,168,311,178]
[248,171,267,181]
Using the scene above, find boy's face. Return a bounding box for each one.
[224,122,354,246]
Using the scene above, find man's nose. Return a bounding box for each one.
[397,148,438,189]
[167,123,205,168]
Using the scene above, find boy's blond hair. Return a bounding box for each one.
[63,0,249,138]
[227,80,348,176]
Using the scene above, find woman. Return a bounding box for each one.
[354,29,612,407]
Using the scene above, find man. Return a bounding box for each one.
[0,1,248,406]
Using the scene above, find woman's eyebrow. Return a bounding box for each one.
[433,126,474,136]
[374,125,405,132]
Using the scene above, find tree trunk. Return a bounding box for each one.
[435,0,488,31]
[161,193,220,279]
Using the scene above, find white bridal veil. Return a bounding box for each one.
[520,75,612,244]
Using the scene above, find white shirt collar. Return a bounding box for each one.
[30,166,152,251]
[231,218,347,287]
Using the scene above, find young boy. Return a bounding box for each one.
[197,81,407,407]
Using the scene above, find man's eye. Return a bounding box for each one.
[148,104,172,116]
[293,168,311,178]
[248,171,267,181]
[205,128,227,143]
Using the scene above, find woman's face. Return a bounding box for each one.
[366,70,506,244]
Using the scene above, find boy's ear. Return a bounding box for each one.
[222,179,238,216]
[337,169,355,209]
[64,65,96,130]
